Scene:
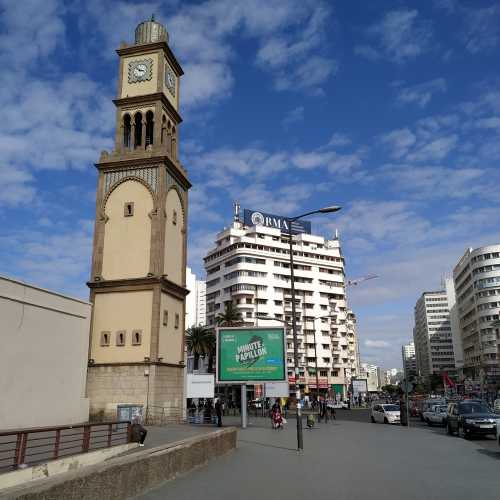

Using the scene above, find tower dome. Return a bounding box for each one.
[135,15,168,44]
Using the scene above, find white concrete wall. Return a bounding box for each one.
[0,275,90,430]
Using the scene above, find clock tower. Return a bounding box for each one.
[86,17,191,422]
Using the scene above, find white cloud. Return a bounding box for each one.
[0,221,93,298]
[282,106,304,128]
[365,340,390,348]
[356,9,433,64]
[326,133,351,147]
[380,129,416,159]
[382,164,493,200]
[0,166,36,207]
[461,5,500,54]
[396,78,447,107]
[0,0,66,68]
[406,134,458,162]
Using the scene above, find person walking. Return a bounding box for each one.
[215,398,223,427]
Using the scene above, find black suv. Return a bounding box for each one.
[446,401,497,438]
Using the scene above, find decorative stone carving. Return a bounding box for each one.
[105,166,159,195]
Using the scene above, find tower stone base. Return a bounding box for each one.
[86,364,184,424]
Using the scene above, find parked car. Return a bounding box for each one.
[446,401,497,438]
[423,405,448,426]
[371,404,400,424]
[418,398,447,421]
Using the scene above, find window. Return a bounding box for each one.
[100,331,111,346]
[173,209,177,225]
[163,310,168,326]
[124,202,134,217]
[246,312,252,318]
[116,330,126,346]
[132,330,142,345]
[320,370,328,377]
[175,313,180,329]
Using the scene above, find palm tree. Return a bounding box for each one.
[185,325,213,371]
[216,302,243,327]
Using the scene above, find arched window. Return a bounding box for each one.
[123,114,131,148]
[134,112,142,148]
[171,126,177,160]
[145,110,154,147]
[161,115,167,144]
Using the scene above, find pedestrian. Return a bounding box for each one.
[215,398,223,427]
[131,414,147,447]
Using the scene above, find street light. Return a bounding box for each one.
[287,205,342,451]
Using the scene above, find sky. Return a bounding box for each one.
[1,0,500,369]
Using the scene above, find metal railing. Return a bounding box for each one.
[0,421,131,474]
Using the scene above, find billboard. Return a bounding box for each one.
[352,379,368,396]
[186,374,215,398]
[217,327,286,384]
[243,209,311,235]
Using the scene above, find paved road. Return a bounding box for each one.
[135,410,500,500]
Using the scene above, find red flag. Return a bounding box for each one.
[443,372,455,388]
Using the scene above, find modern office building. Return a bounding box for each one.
[203,206,359,398]
[402,341,417,379]
[413,290,456,380]
[453,245,500,386]
[186,267,206,328]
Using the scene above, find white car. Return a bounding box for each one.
[423,405,448,426]
[371,403,400,424]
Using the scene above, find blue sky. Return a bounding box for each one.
[1,0,500,368]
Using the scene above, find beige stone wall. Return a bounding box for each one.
[158,292,184,364]
[91,290,153,363]
[121,53,159,98]
[147,364,184,423]
[87,364,183,423]
[87,365,148,420]
[102,180,153,280]
[163,188,184,285]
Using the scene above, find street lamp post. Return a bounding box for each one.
[286,205,341,451]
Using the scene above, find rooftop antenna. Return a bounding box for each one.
[233,200,241,223]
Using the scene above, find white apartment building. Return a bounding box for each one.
[413,290,456,380]
[402,341,417,378]
[203,212,358,398]
[453,245,500,385]
[360,363,379,392]
[186,267,207,328]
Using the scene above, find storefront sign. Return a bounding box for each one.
[265,381,290,397]
[217,327,286,384]
[243,209,311,235]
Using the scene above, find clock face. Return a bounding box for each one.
[128,59,153,83]
[133,64,147,78]
[165,67,176,97]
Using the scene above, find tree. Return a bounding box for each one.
[216,302,243,327]
[185,325,214,371]
[382,384,401,395]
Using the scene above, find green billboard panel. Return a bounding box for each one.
[217,327,286,383]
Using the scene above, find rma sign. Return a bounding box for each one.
[243,209,311,235]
